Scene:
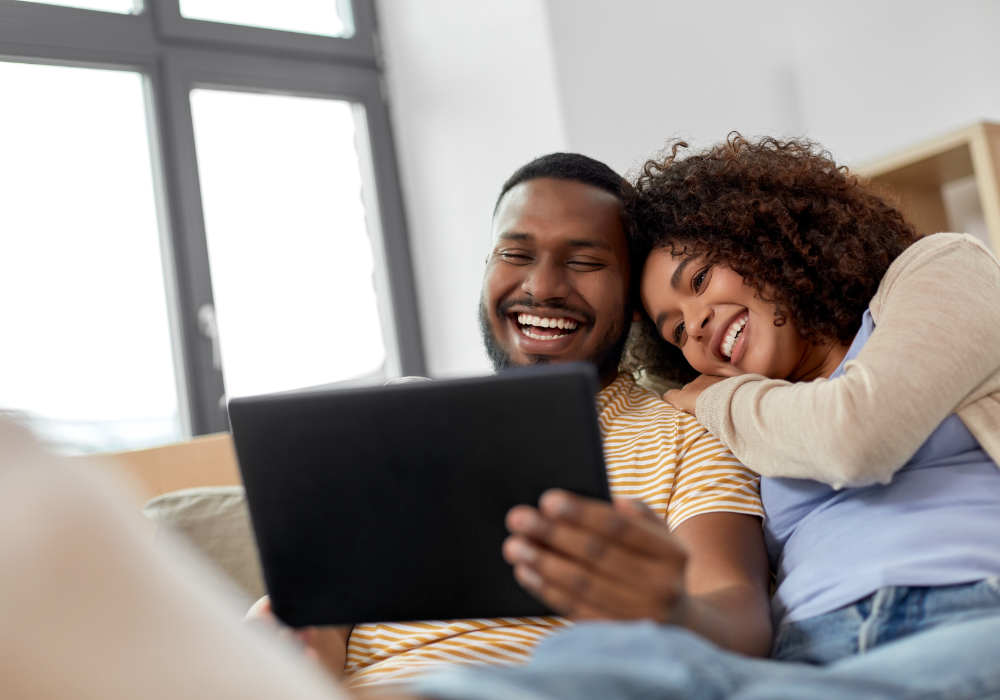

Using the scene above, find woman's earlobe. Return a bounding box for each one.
[632,309,642,322]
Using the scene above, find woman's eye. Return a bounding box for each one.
[693,268,708,292]
[672,321,685,344]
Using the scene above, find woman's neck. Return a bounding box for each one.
[789,340,851,382]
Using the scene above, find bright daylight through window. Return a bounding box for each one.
[179,0,352,37]
[190,89,387,399]
[16,0,138,13]
[0,61,182,453]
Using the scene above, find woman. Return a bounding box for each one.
[628,134,1000,663]
[396,137,1000,700]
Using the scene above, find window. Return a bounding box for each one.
[0,62,181,452]
[0,0,423,452]
[178,0,352,37]
[15,0,137,13]
[190,89,388,398]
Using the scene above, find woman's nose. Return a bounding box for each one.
[686,305,713,340]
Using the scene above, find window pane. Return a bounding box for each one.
[190,89,386,399]
[0,62,182,454]
[179,0,351,37]
[15,0,138,13]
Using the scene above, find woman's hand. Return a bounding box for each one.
[662,374,727,414]
[503,489,692,624]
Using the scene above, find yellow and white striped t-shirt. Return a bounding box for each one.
[343,372,763,688]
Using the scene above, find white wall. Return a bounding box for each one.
[545,0,1000,169]
[376,0,567,378]
[378,0,1000,376]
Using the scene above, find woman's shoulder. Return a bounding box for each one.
[870,233,999,317]
[894,232,993,266]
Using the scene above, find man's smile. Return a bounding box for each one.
[499,306,590,354]
[515,313,580,339]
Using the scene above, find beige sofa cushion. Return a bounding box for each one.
[143,486,264,602]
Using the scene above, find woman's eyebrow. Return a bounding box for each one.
[655,312,670,336]
[671,256,694,289]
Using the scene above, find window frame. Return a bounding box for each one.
[0,0,425,437]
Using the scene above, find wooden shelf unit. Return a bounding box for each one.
[857,122,1000,249]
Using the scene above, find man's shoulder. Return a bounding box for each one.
[599,373,710,438]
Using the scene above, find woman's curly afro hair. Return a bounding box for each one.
[623,134,918,384]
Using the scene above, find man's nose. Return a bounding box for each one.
[521,259,570,300]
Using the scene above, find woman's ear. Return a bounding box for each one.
[632,309,642,322]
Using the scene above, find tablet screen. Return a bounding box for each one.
[230,363,611,626]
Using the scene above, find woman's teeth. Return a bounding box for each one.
[517,313,579,340]
[721,316,747,358]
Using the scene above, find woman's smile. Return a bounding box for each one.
[639,249,843,381]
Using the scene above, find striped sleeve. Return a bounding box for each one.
[664,416,764,530]
[343,617,568,687]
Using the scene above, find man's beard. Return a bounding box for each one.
[478,297,632,384]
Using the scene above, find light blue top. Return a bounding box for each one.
[763,310,1000,625]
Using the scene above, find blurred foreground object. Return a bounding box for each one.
[0,417,343,700]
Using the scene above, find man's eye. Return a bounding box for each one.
[693,268,708,292]
[672,321,685,344]
[500,252,531,263]
[568,260,603,270]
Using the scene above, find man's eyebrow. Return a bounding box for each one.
[497,232,533,242]
[566,238,614,252]
[671,255,695,289]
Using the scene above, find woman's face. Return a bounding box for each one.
[639,249,819,380]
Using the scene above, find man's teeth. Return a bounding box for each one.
[522,329,570,340]
[516,313,578,331]
[721,316,747,358]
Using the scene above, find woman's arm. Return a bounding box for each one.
[503,490,773,657]
[693,233,1000,488]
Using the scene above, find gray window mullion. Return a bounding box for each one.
[0,1,157,61]
[157,47,228,434]
[150,0,377,65]
[360,91,426,377]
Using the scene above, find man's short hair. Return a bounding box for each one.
[494,153,626,216]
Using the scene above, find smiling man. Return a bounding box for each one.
[478,161,631,386]
[325,154,772,690]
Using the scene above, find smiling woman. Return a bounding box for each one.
[623,135,917,385]
[620,135,1000,686]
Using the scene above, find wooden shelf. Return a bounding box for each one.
[857,122,1000,249]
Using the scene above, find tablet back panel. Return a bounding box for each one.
[229,363,610,627]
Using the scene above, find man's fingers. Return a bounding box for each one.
[532,490,686,559]
[511,557,675,622]
[504,534,681,615]
[512,564,608,619]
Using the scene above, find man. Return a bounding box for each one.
[3,155,998,700]
[330,153,770,687]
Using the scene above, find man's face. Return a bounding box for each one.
[479,177,633,386]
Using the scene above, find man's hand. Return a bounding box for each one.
[245,596,352,679]
[662,374,726,414]
[502,489,691,624]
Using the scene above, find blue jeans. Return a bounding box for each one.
[412,579,1000,700]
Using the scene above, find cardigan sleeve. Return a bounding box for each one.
[694,234,1000,489]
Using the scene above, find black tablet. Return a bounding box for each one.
[228,362,611,627]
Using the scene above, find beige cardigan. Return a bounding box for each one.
[695,233,1000,489]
